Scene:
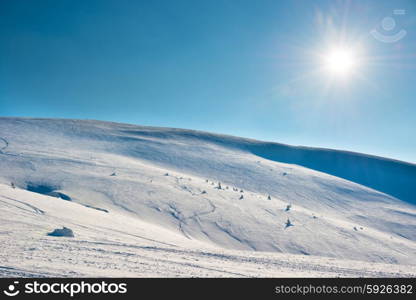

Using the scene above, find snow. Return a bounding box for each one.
[0,117,415,277]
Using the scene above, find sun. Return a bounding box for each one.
[323,47,358,76]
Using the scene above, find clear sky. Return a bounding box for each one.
[1,0,415,163]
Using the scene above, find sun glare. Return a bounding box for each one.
[324,47,358,76]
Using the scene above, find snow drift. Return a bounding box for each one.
[0,117,415,276]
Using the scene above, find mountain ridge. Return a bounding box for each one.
[0,117,415,271]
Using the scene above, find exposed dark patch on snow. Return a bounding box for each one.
[27,183,55,194]
[47,192,71,201]
[47,227,74,237]
[26,183,71,201]
[84,204,109,213]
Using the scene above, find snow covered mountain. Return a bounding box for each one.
[0,117,415,277]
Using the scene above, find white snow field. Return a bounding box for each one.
[0,117,415,277]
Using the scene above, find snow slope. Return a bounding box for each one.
[0,117,415,277]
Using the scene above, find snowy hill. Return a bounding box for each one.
[0,117,415,277]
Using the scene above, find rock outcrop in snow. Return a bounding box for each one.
[48,227,74,237]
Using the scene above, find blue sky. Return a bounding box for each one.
[1,0,415,162]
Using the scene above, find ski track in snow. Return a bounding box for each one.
[0,137,9,154]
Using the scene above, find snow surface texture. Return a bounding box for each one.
[0,117,415,277]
